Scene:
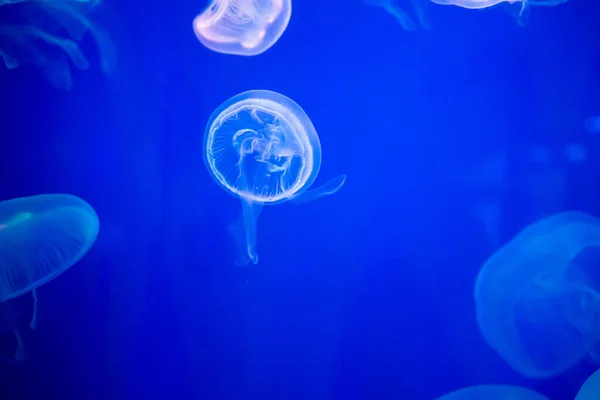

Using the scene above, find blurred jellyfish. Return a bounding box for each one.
[365,0,431,30]
[0,194,99,329]
[204,90,346,265]
[0,0,115,91]
[193,0,292,56]
[575,368,600,400]
[430,0,567,26]
[585,116,600,134]
[434,385,550,400]
[475,211,600,378]
[446,152,508,250]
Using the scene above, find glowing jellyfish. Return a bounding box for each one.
[193,0,292,56]
[204,90,346,265]
[0,0,114,91]
[434,385,550,400]
[365,0,431,30]
[0,194,99,328]
[475,211,600,379]
[575,368,600,400]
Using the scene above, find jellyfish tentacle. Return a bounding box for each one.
[0,0,112,89]
[30,289,38,330]
[365,0,417,30]
[0,49,18,69]
[240,198,262,265]
[12,329,26,362]
[290,175,346,205]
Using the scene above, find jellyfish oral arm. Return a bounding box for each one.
[290,174,347,205]
[240,198,262,265]
[235,154,263,266]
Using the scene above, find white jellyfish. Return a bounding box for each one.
[204,90,346,265]
[193,0,291,56]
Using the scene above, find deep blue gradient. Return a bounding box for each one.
[1,0,600,399]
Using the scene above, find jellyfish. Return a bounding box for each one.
[204,90,346,265]
[193,0,292,56]
[0,194,99,329]
[434,385,550,400]
[575,368,600,400]
[0,0,115,91]
[365,0,431,30]
[475,211,600,379]
[429,0,567,26]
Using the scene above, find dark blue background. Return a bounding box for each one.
[1,0,599,398]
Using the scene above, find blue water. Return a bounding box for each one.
[1,0,599,398]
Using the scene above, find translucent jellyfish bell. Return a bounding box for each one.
[193,0,292,56]
[575,368,600,400]
[475,211,600,379]
[0,194,99,327]
[204,90,346,265]
[434,385,550,400]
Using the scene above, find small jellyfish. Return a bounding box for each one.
[575,368,600,400]
[365,0,431,30]
[193,0,292,56]
[0,194,99,328]
[434,385,550,400]
[204,90,346,265]
[430,0,567,25]
[475,211,600,378]
[0,0,115,90]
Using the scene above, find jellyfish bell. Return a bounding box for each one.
[193,0,292,56]
[475,211,600,379]
[0,194,99,328]
[576,368,600,400]
[204,90,346,265]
